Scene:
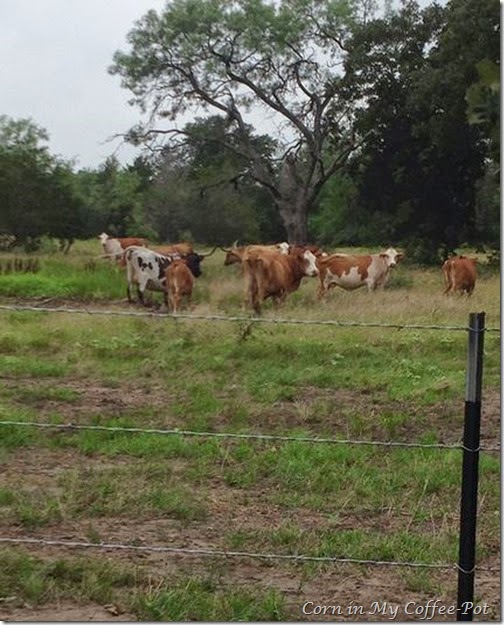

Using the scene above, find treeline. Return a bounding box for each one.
[0,0,499,263]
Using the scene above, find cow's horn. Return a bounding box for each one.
[198,245,218,258]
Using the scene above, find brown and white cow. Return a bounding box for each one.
[243,247,319,314]
[442,255,477,296]
[164,259,195,313]
[316,248,404,297]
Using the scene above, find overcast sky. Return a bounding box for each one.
[1,0,444,171]
[1,0,166,170]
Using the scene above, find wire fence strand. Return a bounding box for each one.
[0,420,500,453]
[0,303,500,332]
[0,537,499,573]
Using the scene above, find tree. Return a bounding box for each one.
[0,116,83,251]
[75,156,150,239]
[334,0,499,261]
[110,0,367,243]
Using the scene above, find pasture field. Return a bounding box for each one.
[0,241,500,621]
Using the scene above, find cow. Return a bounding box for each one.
[153,242,195,256]
[98,232,146,261]
[442,255,477,296]
[316,248,404,298]
[123,245,216,305]
[164,259,195,313]
[243,247,319,314]
[221,242,290,266]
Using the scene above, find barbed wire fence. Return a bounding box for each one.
[0,306,500,615]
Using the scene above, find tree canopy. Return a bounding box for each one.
[110,0,368,243]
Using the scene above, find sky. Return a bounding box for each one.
[1,0,166,170]
[1,0,445,172]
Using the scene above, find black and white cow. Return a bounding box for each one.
[123,245,215,305]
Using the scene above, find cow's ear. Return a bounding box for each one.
[396,253,404,261]
[379,253,388,260]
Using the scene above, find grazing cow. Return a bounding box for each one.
[243,247,319,314]
[123,245,215,305]
[98,232,146,260]
[442,255,477,295]
[316,248,404,297]
[153,242,194,256]
[164,259,195,312]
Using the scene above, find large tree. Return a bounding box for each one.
[335,0,499,260]
[110,0,369,243]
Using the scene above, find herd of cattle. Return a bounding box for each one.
[98,232,479,314]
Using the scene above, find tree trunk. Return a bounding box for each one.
[276,154,310,244]
[277,197,309,244]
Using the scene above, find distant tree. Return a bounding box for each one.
[142,116,285,244]
[110,0,370,243]
[75,156,149,239]
[0,116,83,251]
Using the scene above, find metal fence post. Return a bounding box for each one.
[457,312,485,621]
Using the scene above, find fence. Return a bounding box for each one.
[0,305,500,621]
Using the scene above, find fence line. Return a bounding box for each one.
[0,537,498,573]
[0,420,500,453]
[0,308,500,609]
[0,304,500,332]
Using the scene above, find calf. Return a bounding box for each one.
[442,255,477,295]
[164,259,195,312]
[316,248,404,297]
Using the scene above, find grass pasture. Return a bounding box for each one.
[0,241,500,621]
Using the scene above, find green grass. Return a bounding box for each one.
[134,577,287,621]
[0,240,500,618]
[1,548,288,620]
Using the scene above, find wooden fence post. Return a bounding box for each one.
[457,312,485,621]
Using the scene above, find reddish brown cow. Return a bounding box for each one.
[222,242,290,266]
[442,255,477,295]
[243,247,319,314]
[164,259,195,312]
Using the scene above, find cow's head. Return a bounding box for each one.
[221,242,244,265]
[184,246,217,277]
[381,248,404,267]
[98,232,109,244]
[303,250,319,276]
[276,242,290,255]
[290,249,319,277]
